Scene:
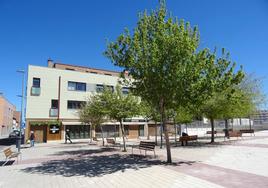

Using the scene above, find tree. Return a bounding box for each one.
[104,1,244,162]
[221,74,266,136]
[104,2,203,163]
[99,85,140,152]
[79,94,107,146]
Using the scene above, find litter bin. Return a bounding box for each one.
[15,136,19,148]
[15,135,25,148]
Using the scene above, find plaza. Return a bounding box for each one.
[1,131,268,188]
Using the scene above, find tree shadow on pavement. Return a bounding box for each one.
[51,147,118,157]
[21,154,164,177]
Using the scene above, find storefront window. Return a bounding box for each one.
[139,125,144,136]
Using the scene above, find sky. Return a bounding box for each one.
[0,0,268,110]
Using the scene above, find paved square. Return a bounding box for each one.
[1,131,268,188]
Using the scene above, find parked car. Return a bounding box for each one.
[8,130,21,138]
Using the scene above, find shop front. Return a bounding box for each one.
[29,121,61,143]
[65,124,90,139]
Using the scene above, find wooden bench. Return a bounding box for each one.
[228,131,242,138]
[2,147,21,166]
[132,141,156,157]
[106,138,121,148]
[240,129,255,136]
[178,135,198,146]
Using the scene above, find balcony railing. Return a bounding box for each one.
[31,87,41,96]
[49,108,58,117]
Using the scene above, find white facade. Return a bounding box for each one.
[26,65,121,120]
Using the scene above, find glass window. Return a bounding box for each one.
[33,78,40,88]
[122,87,129,95]
[139,125,144,136]
[96,84,104,93]
[67,100,85,109]
[76,82,86,91]
[51,99,58,109]
[68,81,86,91]
[68,82,76,91]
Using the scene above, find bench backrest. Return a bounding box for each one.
[240,129,254,133]
[229,131,242,137]
[139,141,155,150]
[179,135,198,141]
[3,148,12,158]
[106,138,115,144]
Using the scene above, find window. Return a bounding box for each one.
[67,100,85,109]
[51,99,58,109]
[33,78,40,88]
[96,84,104,93]
[68,81,86,91]
[122,87,129,95]
[66,68,75,71]
[90,71,98,74]
[105,73,112,76]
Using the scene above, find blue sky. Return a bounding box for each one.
[0,0,267,110]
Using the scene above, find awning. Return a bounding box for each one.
[62,121,83,125]
[62,121,146,126]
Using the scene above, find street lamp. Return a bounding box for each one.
[16,69,25,153]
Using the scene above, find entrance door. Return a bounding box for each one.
[47,124,61,140]
[128,125,139,139]
[31,125,47,143]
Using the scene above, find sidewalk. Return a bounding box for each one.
[0,131,268,188]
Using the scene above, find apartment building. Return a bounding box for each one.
[0,94,17,136]
[25,60,155,143]
[252,110,268,125]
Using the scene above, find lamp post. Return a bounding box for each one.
[16,70,25,153]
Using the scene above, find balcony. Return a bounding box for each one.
[49,108,58,117]
[31,87,41,96]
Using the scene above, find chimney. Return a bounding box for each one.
[47,58,54,68]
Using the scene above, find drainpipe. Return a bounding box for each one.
[58,76,61,120]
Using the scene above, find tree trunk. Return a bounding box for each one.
[89,124,92,143]
[174,119,177,147]
[160,122,163,149]
[159,98,172,163]
[163,118,172,163]
[224,119,229,138]
[155,122,158,145]
[100,125,105,146]
[120,120,127,152]
[210,118,215,143]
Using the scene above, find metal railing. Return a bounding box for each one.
[31,87,41,96]
[49,108,58,117]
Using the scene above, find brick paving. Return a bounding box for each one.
[0,130,268,188]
